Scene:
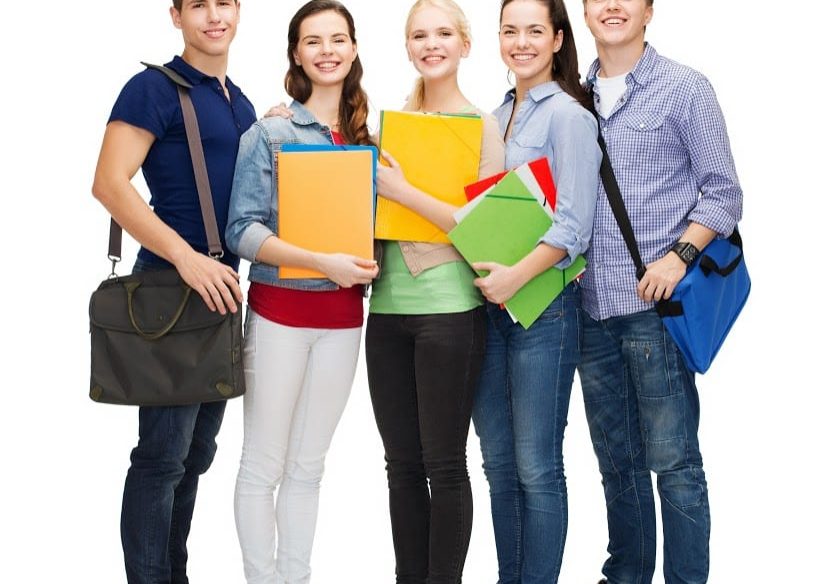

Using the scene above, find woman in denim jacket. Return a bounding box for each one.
[468,1,601,582]
[224,2,376,583]
[366,1,505,582]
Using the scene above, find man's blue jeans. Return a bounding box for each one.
[578,308,710,584]
[472,284,581,584]
[121,401,226,584]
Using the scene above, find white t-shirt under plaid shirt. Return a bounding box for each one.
[582,43,743,321]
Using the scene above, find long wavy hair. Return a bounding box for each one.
[284,0,372,145]
[403,0,472,111]
[501,0,592,110]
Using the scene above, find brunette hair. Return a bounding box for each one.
[285,0,372,146]
[403,0,472,111]
[501,0,592,110]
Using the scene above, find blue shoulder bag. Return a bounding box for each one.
[597,129,750,374]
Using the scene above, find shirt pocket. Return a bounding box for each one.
[511,125,548,149]
[623,111,665,133]
[620,111,677,158]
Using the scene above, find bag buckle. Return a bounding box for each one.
[108,254,121,279]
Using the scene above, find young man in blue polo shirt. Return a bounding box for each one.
[91,1,255,582]
[578,1,743,583]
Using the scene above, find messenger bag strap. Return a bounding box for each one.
[106,63,222,271]
[698,228,743,277]
[597,124,646,281]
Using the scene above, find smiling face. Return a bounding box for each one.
[406,4,471,83]
[583,0,653,51]
[499,0,563,89]
[171,0,240,60]
[293,9,358,91]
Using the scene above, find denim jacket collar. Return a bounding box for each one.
[288,100,328,129]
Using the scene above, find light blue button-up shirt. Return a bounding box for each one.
[495,81,601,269]
[582,44,744,321]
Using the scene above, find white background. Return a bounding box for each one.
[1,1,831,582]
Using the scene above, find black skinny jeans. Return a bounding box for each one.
[366,307,487,584]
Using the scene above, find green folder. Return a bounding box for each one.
[448,170,585,329]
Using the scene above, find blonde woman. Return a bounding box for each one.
[366,1,504,582]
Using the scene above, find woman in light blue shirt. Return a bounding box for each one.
[470,0,601,582]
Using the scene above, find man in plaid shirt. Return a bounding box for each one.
[578,1,743,583]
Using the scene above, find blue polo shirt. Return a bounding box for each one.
[108,56,256,270]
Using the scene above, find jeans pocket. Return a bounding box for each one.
[630,342,689,466]
[537,304,564,322]
[628,339,680,399]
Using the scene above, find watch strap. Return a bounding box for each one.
[672,241,700,266]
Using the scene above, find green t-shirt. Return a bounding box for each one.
[369,241,483,315]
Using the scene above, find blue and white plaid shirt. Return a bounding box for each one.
[581,44,743,321]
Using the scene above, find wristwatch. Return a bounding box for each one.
[671,241,700,266]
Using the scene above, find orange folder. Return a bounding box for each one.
[276,145,377,279]
[376,110,482,243]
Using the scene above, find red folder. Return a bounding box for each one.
[464,157,557,212]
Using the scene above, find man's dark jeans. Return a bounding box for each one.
[121,401,226,584]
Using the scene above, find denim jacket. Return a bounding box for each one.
[226,101,339,291]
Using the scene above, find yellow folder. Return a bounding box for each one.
[376,111,482,243]
[276,145,376,279]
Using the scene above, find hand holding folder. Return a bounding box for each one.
[448,165,585,329]
[375,110,483,243]
[276,144,377,279]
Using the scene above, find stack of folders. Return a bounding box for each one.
[375,110,483,243]
[276,144,377,279]
[448,157,586,329]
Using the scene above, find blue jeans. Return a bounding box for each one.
[472,284,581,584]
[121,399,226,583]
[578,309,710,584]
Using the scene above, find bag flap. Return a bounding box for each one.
[90,271,230,334]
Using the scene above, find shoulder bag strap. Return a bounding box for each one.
[597,125,646,281]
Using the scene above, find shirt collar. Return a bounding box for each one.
[165,55,243,99]
[587,42,658,89]
[500,80,564,106]
[165,56,209,86]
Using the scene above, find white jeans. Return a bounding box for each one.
[234,310,361,584]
